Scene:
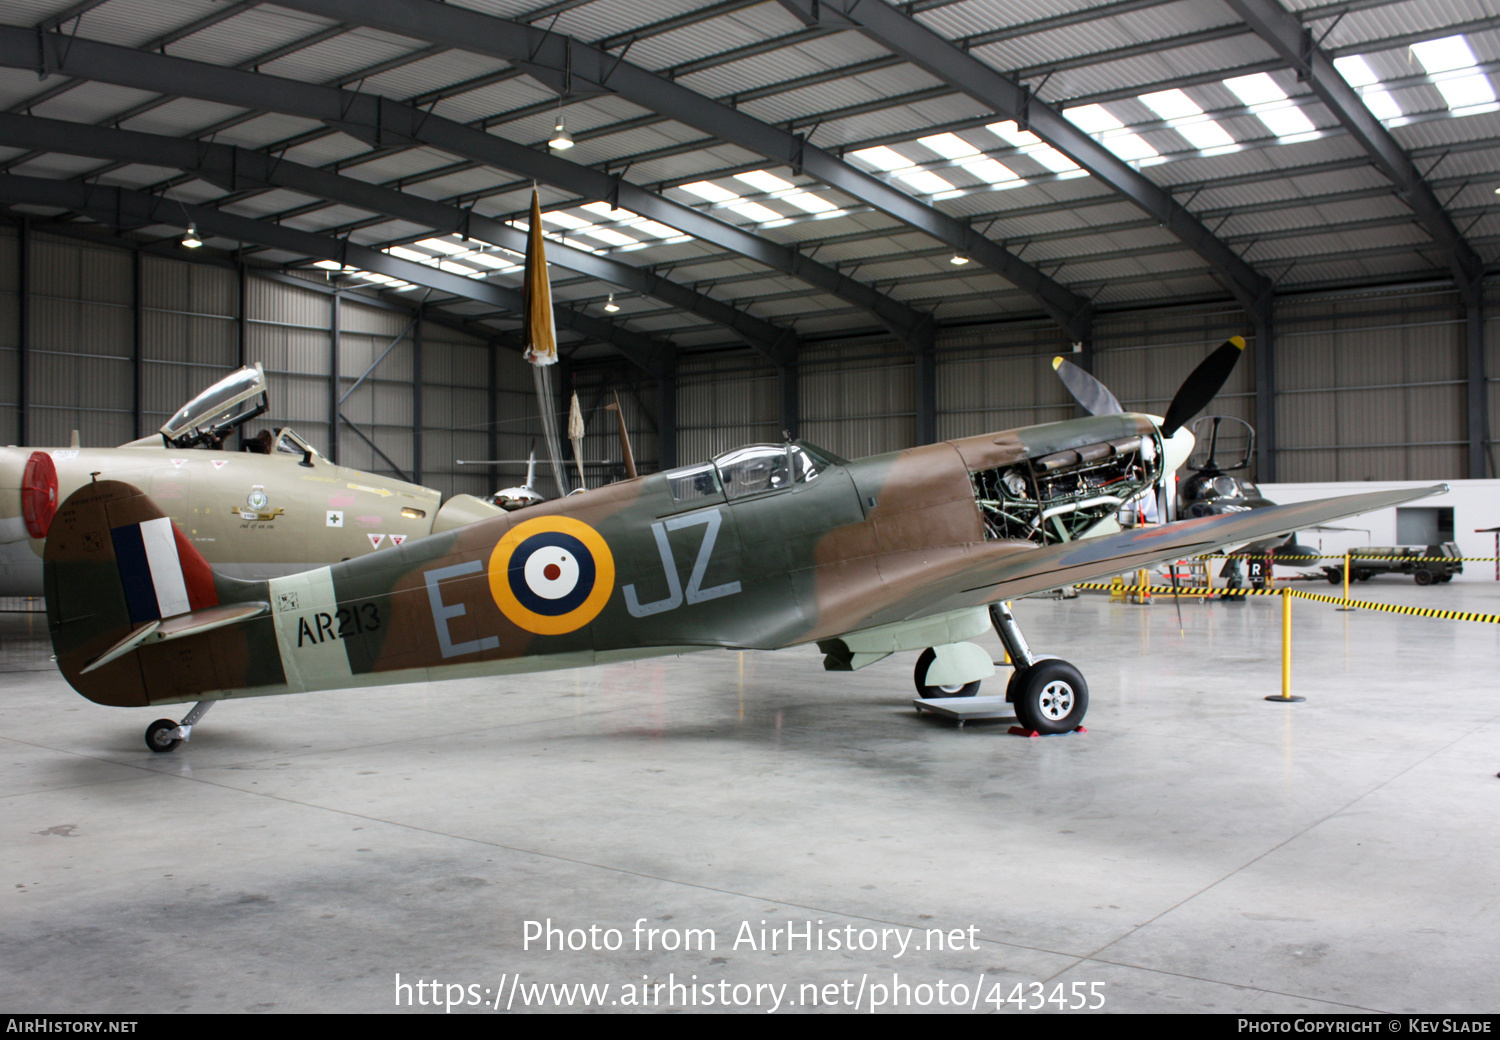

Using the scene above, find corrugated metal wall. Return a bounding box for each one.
[141,255,239,435]
[1,220,1493,494]
[570,367,660,490]
[801,339,916,458]
[423,325,502,500]
[337,300,415,481]
[0,227,17,444]
[676,353,780,462]
[27,232,134,447]
[245,274,334,456]
[0,229,497,505]
[1276,288,1468,482]
[938,322,1075,441]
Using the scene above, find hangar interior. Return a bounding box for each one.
[3,0,1500,1015]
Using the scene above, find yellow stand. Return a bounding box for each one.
[1266,587,1306,703]
[1336,550,1354,611]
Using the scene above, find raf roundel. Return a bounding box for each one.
[487,516,615,635]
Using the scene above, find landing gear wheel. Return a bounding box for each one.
[1414,569,1433,586]
[1008,659,1088,734]
[145,719,181,753]
[913,647,980,699]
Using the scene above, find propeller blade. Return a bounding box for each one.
[1052,356,1123,415]
[1159,336,1246,438]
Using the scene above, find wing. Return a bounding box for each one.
[840,484,1447,631]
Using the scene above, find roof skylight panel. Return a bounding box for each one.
[735,170,796,193]
[987,121,1086,176]
[632,220,688,240]
[417,237,468,254]
[679,181,739,203]
[578,203,690,242]
[466,252,521,271]
[1066,104,1160,162]
[1410,36,1496,113]
[580,226,639,247]
[1222,74,1318,141]
[1332,55,1404,122]
[581,202,634,221]
[386,246,435,263]
[1137,89,1237,152]
[727,200,785,223]
[539,211,593,231]
[678,180,786,224]
[849,146,912,172]
[735,170,842,214]
[916,133,1023,190]
[849,146,956,195]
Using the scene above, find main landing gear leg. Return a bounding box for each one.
[144,701,214,754]
[989,602,1089,734]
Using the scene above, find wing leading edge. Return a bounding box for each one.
[843,484,1449,631]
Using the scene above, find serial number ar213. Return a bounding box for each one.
[297,603,381,647]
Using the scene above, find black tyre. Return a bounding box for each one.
[1326,568,1343,585]
[1008,659,1088,735]
[1414,569,1433,586]
[913,647,980,699]
[145,719,181,753]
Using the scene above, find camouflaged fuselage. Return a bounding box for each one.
[46,413,1218,708]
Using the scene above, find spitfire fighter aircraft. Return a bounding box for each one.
[0,363,501,596]
[45,349,1441,751]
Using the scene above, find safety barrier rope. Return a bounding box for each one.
[1200,552,1490,563]
[1073,581,1500,624]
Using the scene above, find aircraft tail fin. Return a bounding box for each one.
[45,479,269,706]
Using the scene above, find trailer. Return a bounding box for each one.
[1322,542,1463,585]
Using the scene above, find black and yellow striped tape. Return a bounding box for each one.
[1074,581,1500,624]
[1200,553,1491,562]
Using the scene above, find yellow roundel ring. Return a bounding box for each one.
[487,515,615,635]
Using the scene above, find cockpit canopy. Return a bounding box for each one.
[159,364,269,449]
[664,442,839,505]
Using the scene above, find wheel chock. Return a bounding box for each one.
[1008,725,1087,738]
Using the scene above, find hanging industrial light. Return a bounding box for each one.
[182,223,203,249]
[549,97,574,150]
[604,293,620,312]
[949,252,969,265]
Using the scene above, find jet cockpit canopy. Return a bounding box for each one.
[159,363,269,449]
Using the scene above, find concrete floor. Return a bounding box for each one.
[3,580,1499,1014]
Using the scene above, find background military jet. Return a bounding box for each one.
[44,405,1440,752]
[0,363,501,596]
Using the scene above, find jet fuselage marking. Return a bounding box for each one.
[624,508,741,618]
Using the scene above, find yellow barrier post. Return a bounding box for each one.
[1266,587,1306,703]
[1336,550,1354,611]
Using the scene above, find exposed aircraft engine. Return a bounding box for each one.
[971,433,1163,544]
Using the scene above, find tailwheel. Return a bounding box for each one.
[1007,659,1089,735]
[145,719,182,753]
[142,700,214,753]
